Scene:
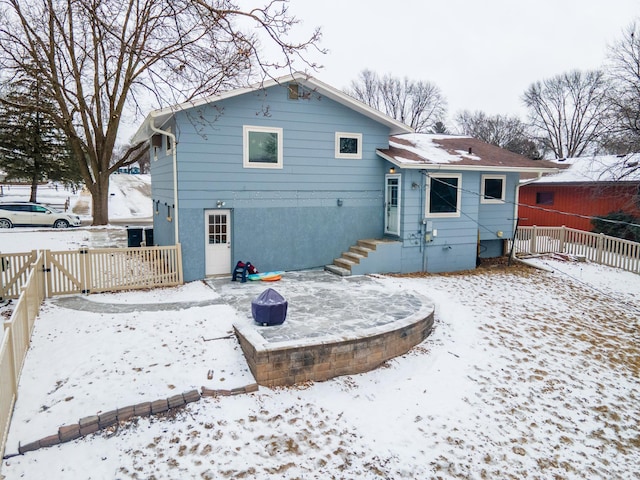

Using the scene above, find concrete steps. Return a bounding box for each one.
[324,238,382,276]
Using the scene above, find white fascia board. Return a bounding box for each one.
[132,73,413,144]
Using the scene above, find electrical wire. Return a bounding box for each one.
[425,173,505,237]
[427,174,640,229]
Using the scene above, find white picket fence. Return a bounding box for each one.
[1,252,46,459]
[513,226,640,274]
[1,245,183,300]
[0,245,183,460]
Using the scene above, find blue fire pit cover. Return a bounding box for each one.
[251,288,288,326]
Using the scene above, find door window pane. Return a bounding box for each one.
[208,214,227,244]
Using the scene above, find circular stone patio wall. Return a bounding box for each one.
[234,297,435,387]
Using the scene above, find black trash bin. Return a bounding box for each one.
[251,288,288,326]
[127,227,143,247]
[144,228,154,246]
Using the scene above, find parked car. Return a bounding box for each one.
[0,202,81,228]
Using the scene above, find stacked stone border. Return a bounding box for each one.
[14,384,258,456]
[235,296,435,387]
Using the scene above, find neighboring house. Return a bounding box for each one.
[519,154,640,231]
[132,73,556,281]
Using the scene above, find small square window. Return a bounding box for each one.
[243,125,283,169]
[335,132,362,159]
[481,175,506,203]
[536,191,554,205]
[426,174,461,218]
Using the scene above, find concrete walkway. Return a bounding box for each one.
[51,269,433,344]
[51,295,225,313]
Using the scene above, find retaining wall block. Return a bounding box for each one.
[79,422,100,436]
[18,440,41,454]
[39,434,61,448]
[78,415,99,428]
[133,402,152,417]
[245,383,259,393]
[98,410,118,428]
[116,405,135,422]
[167,394,185,409]
[183,390,201,404]
[58,424,81,443]
[150,399,169,414]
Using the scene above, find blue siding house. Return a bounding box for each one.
[132,73,556,281]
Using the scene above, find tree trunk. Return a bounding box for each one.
[29,169,38,203]
[90,174,110,225]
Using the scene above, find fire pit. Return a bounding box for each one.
[251,288,288,326]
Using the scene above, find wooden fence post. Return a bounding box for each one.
[596,233,604,264]
[559,226,566,252]
[530,226,537,254]
[4,325,17,394]
[176,243,184,284]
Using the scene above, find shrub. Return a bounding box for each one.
[591,211,640,242]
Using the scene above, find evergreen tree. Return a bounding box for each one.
[0,79,81,202]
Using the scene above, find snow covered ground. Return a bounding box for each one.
[0,175,152,252]
[1,251,639,478]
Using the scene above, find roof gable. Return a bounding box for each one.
[377,134,558,173]
[131,73,412,143]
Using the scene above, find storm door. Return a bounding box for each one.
[385,174,401,236]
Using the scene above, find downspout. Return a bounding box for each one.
[511,177,523,262]
[421,170,428,272]
[150,120,179,245]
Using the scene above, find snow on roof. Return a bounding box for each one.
[530,154,640,184]
[378,134,558,173]
[388,134,476,164]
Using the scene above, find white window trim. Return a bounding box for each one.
[165,127,173,156]
[385,174,402,236]
[335,132,362,159]
[243,125,284,169]
[481,174,506,204]
[426,173,462,218]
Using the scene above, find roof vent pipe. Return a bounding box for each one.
[468,147,472,154]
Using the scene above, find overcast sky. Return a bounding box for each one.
[283,0,640,128]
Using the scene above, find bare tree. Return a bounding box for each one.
[0,0,322,224]
[347,70,447,132]
[455,110,540,159]
[605,22,640,154]
[523,70,611,159]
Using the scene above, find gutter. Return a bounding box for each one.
[149,119,179,245]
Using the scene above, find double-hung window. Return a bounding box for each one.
[243,125,283,169]
[426,174,461,217]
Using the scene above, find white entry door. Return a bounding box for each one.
[385,174,401,236]
[204,209,231,275]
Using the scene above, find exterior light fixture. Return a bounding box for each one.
[389,167,395,174]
